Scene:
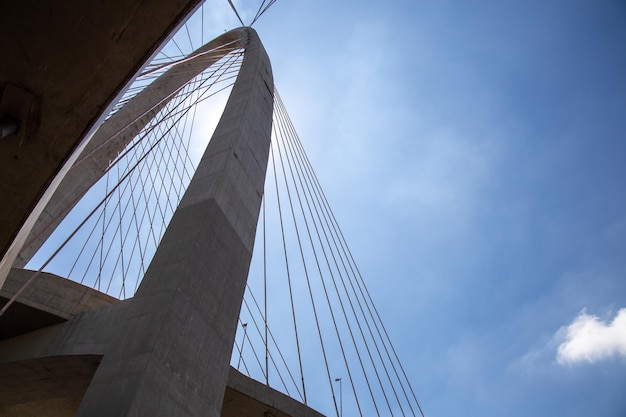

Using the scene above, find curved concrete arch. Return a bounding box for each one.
[13,27,251,268]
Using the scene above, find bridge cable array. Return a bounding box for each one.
[233,89,426,417]
[3,14,425,416]
[9,43,245,302]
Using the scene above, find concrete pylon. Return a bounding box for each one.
[70,27,274,416]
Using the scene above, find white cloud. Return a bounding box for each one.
[556,308,626,365]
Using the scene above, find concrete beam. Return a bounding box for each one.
[0,268,116,340]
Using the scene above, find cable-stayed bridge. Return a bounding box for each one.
[0,4,424,417]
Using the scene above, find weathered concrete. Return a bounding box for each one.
[1,268,116,330]
[0,0,203,288]
[225,368,326,417]
[0,268,122,362]
[0,355,102,417]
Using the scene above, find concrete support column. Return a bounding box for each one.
[74,27,273,417]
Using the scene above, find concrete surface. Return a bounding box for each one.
[0,267,116,347]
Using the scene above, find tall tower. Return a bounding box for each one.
[73,26,274,417]
[0,24,323,417]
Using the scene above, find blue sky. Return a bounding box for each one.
[29,1,624,416]
[208,1,626,416]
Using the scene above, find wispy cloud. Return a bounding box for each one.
[556,308,626,365]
